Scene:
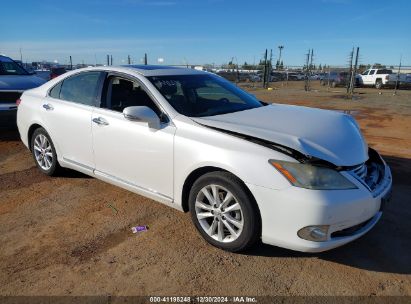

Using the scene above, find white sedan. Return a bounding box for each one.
[16,65,392,252]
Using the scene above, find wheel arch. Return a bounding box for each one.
[180,166,261,222]
[27,123,45,151]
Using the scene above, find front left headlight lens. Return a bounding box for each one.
[269,160,357,190]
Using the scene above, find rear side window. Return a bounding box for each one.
[49,82,62,99]
[376,69,393,74]
[59,72,102,106]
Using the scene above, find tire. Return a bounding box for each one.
[189,171,260,252]
[30,127,60,176]
[375,79,383,89]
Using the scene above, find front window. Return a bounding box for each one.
[148,74,263,117]
[0,61,30,75]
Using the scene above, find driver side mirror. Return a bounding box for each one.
[123,106,161,129]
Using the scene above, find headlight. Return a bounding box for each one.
[269,160,357,190]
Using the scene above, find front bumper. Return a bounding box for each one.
[247,160,392,253]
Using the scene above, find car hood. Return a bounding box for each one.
[0,75,46,91]
[192,104,368,166]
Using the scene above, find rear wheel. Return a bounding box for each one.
[375,79,383,89]
[31,128,60,176]
[189,172,260,252]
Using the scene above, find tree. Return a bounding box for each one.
[279,60,284,70]
[358,64,367,73]
[319,64,322,71]
[372,63,386,69]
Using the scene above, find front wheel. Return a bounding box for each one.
[189,172,260,252]
[31,127,60,176]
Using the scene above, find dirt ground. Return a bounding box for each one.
[0,81,410,297]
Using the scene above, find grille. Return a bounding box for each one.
[348,149,386,195]
[353,163,367,180]
[0,91,22,104]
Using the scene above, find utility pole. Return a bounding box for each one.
[263,49,268,88]
[394,55,402,96]
[110,55,113,66]
[69,56,73,70]
[267,49,272,86]
[352,47,359,94]
[278,46,284,67]
[347,48,354,95]
[304,49,310,91]
[144,53,148,65]
[107,55,110,66]
[308,49,314,90]
[127,55,131,65]
[349,47,359,97]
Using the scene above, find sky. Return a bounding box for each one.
[1,0,410,67]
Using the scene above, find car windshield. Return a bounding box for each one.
[148,74,263,117]
[0,61,30,75]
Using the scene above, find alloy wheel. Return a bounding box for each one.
[33,134,53,171]
[195,184,244,243]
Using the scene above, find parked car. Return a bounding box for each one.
[320,71,350,87]
[357,68,411,89]
[270,72,285,82]
[50,66,67,80]
[0,55,46,127]
[287,72,304,81]
[309,74,320,80]
[17,65,392,253]
[248,73,261,82]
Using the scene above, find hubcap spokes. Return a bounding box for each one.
[195,184,244,243]
[34,134,53,170]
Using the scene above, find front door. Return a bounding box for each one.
[91,74,175,199]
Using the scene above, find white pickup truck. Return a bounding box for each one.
[357,68,411,89]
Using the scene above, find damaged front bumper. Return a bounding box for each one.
[246,149,392,253]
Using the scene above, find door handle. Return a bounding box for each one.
[42,104,54,111]
[92,117,109,126]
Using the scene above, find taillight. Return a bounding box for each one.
[16,98,22,106]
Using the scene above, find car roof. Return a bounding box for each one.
[119,65,205,76]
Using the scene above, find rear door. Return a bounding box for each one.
[43,71,104,172]
[91,73,175,200]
